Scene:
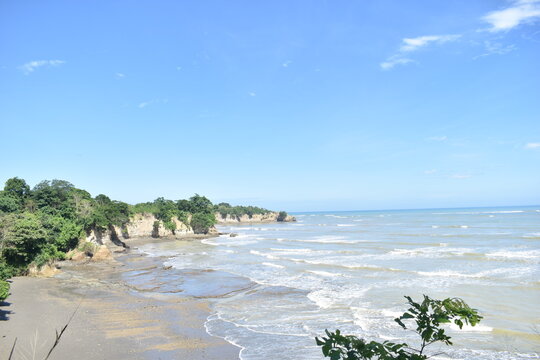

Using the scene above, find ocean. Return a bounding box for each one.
[137,206,540,359]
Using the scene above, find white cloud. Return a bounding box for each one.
[115,72,126,79]
[427,136,448,141]
[473,41,517,59]
[381,34,460,70]
[19,60,65,75]
[380,56,414,70]
[525,142,540,148]
[482,0,540,32]
[451,174,472,179]
[282,60,292,68]
[249,92,256,97]
[424,169,438,175]
[400,35,461,52]
[138,98,168,109]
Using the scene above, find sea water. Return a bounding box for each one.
[138,206,540,359]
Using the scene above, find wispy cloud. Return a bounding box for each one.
[482,0,540,32]
[380,56,414,70]
[138,98,168,109]
[115,72,126,79]
[424,169,438,175]
[248,92,256,97]
[18,60,65,75]
[282,60,292,68]
[381,34,460,70]
[473,41,517,59]
[525,142,540,149]
[451,174,472,179]
[400,35,461,52]
[427,136,448,141]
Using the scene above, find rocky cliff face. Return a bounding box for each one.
[86,212,294,249]
[215,212,296,223]
[85,213,205,248]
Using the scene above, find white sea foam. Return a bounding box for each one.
[387,247,472,258]
[486,250,540,260]
[306,270,341,278]
[250,250,280,260]
[262,262,285,269]
[270,248,312,253]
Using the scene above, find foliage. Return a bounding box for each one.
[214,202,271,219]
[176,194,214,214]
[316,295,483,360]
[0,280,9,301]
[1,213,48,267]
[277,211,288,221]
[0,192,20,213]
[190,212,216,234]
[88,195,130,230]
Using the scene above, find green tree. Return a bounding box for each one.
[277,211,288,221]
[189,194,213,214]
[4,177,30,200]
[1,213,47,267]
[0,191,20,213]
[316,295,482,360]
[190,212,216,234]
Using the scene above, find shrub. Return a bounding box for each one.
[277,211,288,221]
[190,212,216,234]
[2,213,47,267]
[0,280,9,301]
[316,295,482,360]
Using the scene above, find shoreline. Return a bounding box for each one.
[0,236,241,360]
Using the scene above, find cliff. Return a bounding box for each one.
[85,213,216,248]
[215,211,296,224]
[85,212,295,249]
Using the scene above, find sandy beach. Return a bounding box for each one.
[0,237,240,360]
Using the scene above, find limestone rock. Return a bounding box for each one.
[91,245,113,261]
[28,263,60,277]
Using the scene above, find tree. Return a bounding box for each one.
[0,191,20,213]
[189,194,213,214]
[277,211,288,221]
[1,213,47,267]
[4,177,30,200]
[316,295,483,360]
[190,212,216,234]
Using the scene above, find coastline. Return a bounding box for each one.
[0,236,241,360]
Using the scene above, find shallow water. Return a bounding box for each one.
[138,206,540,359]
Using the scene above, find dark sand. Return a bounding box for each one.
[0,238,241,360]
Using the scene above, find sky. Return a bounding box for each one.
[0,0,539,212]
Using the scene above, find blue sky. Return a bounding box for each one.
[1,0,539,211]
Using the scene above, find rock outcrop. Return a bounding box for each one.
[83,212,293,250]
[215,212,296,223]
[85,213,197,249]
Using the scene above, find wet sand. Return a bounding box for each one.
[0,238,241,360]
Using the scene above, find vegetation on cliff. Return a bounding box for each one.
[0,176,289,300]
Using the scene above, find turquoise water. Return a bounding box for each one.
[139,206,540,359]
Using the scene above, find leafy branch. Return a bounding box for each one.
[316,295,483,360]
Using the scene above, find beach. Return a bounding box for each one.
[0,237,240,360]
[1,207,538,360]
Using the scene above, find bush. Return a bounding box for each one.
[190,212,216,234]
[0,280,9,301]
[277,211,288,221]
[316,295,482,360]
[2,213,47,267]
